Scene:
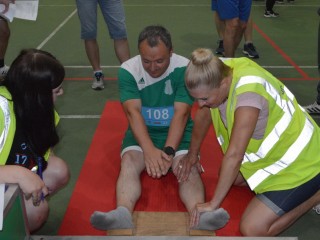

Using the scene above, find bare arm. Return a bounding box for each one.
[0,165,48,202]
[175,107,212,182]
[165,102,192,149]
[190,106,259,227]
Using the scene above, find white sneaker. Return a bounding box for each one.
[303,101,320,114]
[0,65,9,79]
[313,204,320,214]
[91,72,105,90]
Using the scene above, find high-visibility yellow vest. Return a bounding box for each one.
[0,86,16,165]
[0,86,58,165]
[211,58,320,194]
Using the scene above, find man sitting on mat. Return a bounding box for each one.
[90,25,229,231]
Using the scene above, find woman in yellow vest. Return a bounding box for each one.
[0,49,70,232]
[178,48,320,236]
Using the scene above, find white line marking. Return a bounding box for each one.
[37,9,77,49]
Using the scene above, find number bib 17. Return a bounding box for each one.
[141,106,174,126]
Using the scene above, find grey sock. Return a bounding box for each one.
[194,208,230,231]
[90,206,134,230]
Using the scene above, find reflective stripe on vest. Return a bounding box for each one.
[239,76,295,163]
[0,96,11,153]
[234,76,314,190]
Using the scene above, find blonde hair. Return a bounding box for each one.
[185,48,231,90]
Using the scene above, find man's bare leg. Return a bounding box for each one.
[90,151,144,230]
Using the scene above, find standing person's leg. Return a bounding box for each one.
[76,0,105,90]
[243,14,260,59]
[114,39,130,63]
[90,150,145,230]
[217,0,249,57]
[213,12,225,55]
[264,0,279,17]
[99,0,130,64]
[0,17,10,78]
[212,0,224,55]
[223,18,243,57]
[304,10,320,114]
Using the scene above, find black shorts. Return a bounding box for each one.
[257,173,320,216]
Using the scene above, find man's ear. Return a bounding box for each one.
[169,48,173,57]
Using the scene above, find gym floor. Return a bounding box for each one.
[5,0,320,238]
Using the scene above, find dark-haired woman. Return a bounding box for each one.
[0,49,70,232]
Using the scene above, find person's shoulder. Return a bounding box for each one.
[120,55,140,70]
[119,55,143,81]
[0,86,12,100]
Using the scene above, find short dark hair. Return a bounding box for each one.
[138,25,172,51]
[3,49,65,156]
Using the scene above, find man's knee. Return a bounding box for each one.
[121,151,144,173]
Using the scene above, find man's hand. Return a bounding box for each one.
[144,147,172,178]
[174,152,203,182]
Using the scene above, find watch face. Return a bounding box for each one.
[164,146,175,156]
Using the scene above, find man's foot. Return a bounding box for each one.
[0,65,9,79]
[215,40,224,55]
[264,10,280,17]
[243,43,260,59]
[92,71,105,90]
[90,206,134,230]
[303,102,320,114]
[192,208,230,231]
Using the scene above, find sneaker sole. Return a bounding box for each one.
[92,86,105,90]
[264,14,279,18]
[243,51,259,59]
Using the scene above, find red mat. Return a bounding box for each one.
[58,101,254,236]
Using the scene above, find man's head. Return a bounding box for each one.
[138,25,173,78]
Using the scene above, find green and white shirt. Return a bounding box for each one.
[119,53,193,148]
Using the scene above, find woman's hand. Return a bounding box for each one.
[174,152,203,182]
[17,167,49,206]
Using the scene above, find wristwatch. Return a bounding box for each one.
[163,146,175,157]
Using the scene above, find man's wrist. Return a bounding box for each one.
[163,146,175,157]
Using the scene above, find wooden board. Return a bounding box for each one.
[107,212,215,236]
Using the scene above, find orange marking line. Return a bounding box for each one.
[253,23,314,81]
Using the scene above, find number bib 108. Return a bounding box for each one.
[141,106,173,126]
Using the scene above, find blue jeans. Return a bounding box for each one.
[76,0,127,40]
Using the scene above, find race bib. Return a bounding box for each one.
[141,106,174,126]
